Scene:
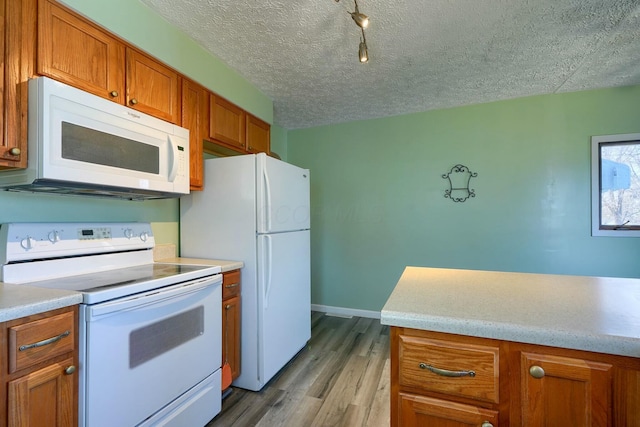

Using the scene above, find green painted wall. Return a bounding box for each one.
[0,0,272,247]
[270,125,288,161]
[287,85,640,312]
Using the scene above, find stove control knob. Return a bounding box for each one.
[20,237,36,250]
[124,228,134,239]
[48,230,61,243]
[139,231,149,242]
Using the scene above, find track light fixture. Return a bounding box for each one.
[335,0,370,63]
[350,0,369,29]
[359,29,369,63]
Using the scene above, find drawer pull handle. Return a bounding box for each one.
[419,362,476,377]
[225,283,239,288]
[65,365,76,375]
[529,365,545,379]
[19,330,70,351]
[481,422,494,427]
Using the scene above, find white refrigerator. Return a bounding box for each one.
[180,153,311,391]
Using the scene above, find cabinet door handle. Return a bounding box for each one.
[9,147,21,156]
[65,365,76,375]
[481,422,494,427]
[225,282,239,289]
[529,365,545,379]
[19,330,70,351]
[130,98,138,105]
[419,362,476,377]
[109,90,119,97]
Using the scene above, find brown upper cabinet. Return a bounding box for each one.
[38,0,180,124]
[210,94,247,150]
[208,93,272,156]
[246,113,270,154]
[0,0,30,168]
[182,78,208,190]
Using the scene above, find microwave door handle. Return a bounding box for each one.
[167,135,179,182]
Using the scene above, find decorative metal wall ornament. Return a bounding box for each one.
[442,164,477,202]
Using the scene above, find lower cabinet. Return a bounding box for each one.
[2,306,79,427]
[391,327,640,427]
[222,269,241,388]
[8,357,76,427]
[520,352,612,426]
[399,393,498,427]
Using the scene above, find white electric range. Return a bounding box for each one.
[0,222,223,427]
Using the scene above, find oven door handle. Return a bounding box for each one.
[88,275,221,318]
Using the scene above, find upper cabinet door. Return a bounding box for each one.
[126,49,180,124]
[209,94,246,149]
[182,78,208,191]
[246,113,270,154]
[37,0,125,104]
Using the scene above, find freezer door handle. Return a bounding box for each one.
[262,235,273,309]
[262,166,272,232]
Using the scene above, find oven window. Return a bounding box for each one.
[61,121,159,174]
[129,306,204,368]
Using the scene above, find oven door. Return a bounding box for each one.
[79,275,222,427]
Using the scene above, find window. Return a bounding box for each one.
[591,133,640,237]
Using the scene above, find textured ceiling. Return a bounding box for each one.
[140,0,640,130]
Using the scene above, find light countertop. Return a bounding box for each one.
[0,282,83,322]
[381,266,640,358]
[156,257,244,273]
[1,257,242,323]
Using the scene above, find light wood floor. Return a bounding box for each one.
[206,312,391,427]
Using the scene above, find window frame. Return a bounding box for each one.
[591,132,640,237]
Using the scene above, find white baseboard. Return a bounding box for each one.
[311,304,380,319]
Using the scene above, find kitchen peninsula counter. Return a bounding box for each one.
[381,266,640,358]
[0,282,82,322]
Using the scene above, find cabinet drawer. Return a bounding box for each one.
[9,311,75,373]
[399,392,499,426]
[222,270,241,300]
[398,335,499,403]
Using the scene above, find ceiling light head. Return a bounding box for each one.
[351,12,369,29]
[358,40,369,63]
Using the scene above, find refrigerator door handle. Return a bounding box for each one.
[262,165,272,232]
[263,235,273,309]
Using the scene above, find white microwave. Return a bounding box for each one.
[0,77,189,200]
